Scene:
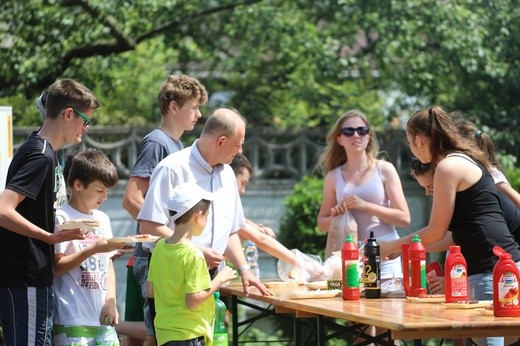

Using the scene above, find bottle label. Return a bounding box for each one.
[214,332,228,346]
[328,279,342,290]
[344,260,359,287]
[497,272,520,309]
[420,260,427,288]
[449,264,467,297]
[363,255,381,289]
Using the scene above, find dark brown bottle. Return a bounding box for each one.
[363,231,381,298]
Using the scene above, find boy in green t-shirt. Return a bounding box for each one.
[147,182,237,345]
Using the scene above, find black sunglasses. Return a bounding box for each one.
[410,157,431,173]
[340,126,370,137]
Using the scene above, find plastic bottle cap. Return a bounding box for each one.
[411,234,421,242]
[449,245,460,253]
[500,254,512,260]
[345,234,354,242]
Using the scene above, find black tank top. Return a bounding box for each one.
[448,154,520,275]
[498,190,520,246]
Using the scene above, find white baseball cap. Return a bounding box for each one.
[167,182,213,221]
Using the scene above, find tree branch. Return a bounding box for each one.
[8,0,264,96]
[137,0,263,42]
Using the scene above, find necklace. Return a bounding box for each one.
[342,161,370,182]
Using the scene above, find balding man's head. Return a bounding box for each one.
[197,107,247,166]
[201,108,246,138]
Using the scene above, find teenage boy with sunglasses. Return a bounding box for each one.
[0,78,99,346]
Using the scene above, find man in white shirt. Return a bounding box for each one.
[137,108,270,296]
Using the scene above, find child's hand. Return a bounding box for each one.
[93,237,125,253]
[99,298,119,326]
[215,266,237,286]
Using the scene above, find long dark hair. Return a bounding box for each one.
[406,106,489,168]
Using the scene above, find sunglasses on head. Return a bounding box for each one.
[340,126,370,137]
[409,156,431,173]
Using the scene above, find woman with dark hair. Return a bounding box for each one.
[381,106,520,346]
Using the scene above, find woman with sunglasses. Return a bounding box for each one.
[316,109,411,277]
[381,106,520,346]
[316,109,409,344]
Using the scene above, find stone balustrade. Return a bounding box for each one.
[13,126,411,179]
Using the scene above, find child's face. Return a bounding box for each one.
[235,169,250,196]
[74,180,109,210]
[192,210,209,236]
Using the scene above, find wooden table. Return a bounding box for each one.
[221,283,520,346]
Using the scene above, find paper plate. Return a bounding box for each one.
[443,300,492,309]
[406,295,445,303]
[305,281,328,290]
[58,221,99,232]
[108,235,160,243]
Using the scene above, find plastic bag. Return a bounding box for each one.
[325,211,358,258]
[277,249,325,283]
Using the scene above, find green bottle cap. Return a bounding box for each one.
[214,291,220,299]
[345,234,354,242]
[412,234,421,242]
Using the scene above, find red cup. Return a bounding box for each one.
[401,243,410,296]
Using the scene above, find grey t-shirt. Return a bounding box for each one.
[132,128,182,257]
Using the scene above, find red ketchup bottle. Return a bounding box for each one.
[444,245,468,303]
[493,246,520,317]
[342,234,360,300]
[408,234,427,297]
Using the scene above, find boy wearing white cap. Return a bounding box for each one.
[147,182,237,346]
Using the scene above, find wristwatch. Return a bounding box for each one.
[237,264,251,275]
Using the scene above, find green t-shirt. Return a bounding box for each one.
[148,239,214,345]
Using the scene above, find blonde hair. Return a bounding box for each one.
[316,109,379,175]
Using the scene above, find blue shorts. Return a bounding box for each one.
[134,255,154,336]
[0,286,54,346]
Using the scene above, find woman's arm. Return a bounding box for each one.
[425,231,454,253]
[496,182,520,210]
[380,157,464,257]
[317,171,338,231]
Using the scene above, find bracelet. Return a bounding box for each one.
[237,264,251,275]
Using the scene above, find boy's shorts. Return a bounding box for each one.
[53,324,120,346]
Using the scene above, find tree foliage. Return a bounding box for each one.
[278,176,326,259]
[1,0,519,156]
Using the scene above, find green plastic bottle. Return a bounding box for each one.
[213,291,228,346]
